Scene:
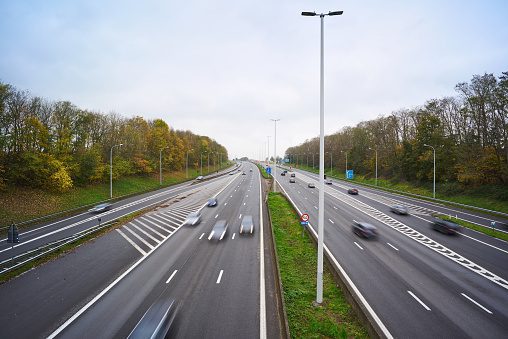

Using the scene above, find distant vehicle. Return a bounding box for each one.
[290,173,295,177]
[240,215,254,234]
[347,188,358,195]
[209,220,228,240]
[196,175,204,180]
[242,172,246,175]
[249,169,253,172]
[281,172,286,176]
[390,205,408,215]
[283,170,288,173]
[289,178,296,183]
[229,172,235,175]
[325,179,332,185]
[352,221,377,239]
[128,298,178,339]
[207,198,218,207]
[183,212,202,226]
[88,203,112,213]
[308,182,315,188]
[431,217,462,235]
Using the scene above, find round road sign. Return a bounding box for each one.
[300,213,309,222]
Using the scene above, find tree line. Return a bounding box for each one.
[286,71,508,189]
[0,82,228,191]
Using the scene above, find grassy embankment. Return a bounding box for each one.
[290,164,508,214]
[268,192,368,338]
[0,164,230,227]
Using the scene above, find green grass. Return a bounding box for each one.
[257,163,272,179]
[438,215,508,242]
[289,163,508,214]
[0,164,231,227]
[268,192,368,338]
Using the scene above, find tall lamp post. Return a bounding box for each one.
[341,150,348,178]
[326,152,333,175]
[110,143,123,198]
[186,148,194,178]
[424,144,436,198]
[159,146,170,185]
[266,136,271,164]
[271,118,280,192]
[369,147,378,186]
[302,9,343,305]
[200,151,207,176]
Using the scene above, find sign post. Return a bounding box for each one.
[300,214,310,237]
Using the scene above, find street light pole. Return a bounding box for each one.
[160,146,169,185]
[186,149,193,178]
[271,118,280,192]
[266,136,271,164]
[110,143,123,199]
[302,9,343,305]
[424,144,436,198]
[200,151,206,176]
[369,147,378,186]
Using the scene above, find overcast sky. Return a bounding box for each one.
[1,0,507,160]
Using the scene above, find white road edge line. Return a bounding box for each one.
[408,290,431,311]
[199,233,205,240]
[387,243,399,251]
[259,166,267,339]
[461,293,493,314]
[166,270,178,284]
[216,269,224,284]
[354,242,364,250]
[328,219,335,224]
[275,177,393,339]
[116,229,146,255]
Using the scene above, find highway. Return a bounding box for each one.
[276,166,508,338]
[0,162,280,338]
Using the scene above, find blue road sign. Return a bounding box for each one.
[300,221,308,226]
[346,170,354,179]
[266,166,271,174]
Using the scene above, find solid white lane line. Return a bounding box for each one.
[232,233,236,240]
[124,225,154,249]
[216,270,224,284]
[215,214,219,219]
[460,233,508,255]
[328,219,334,224]
[199,233,205,240]
[239,214,242,219]
[408,291,431,311]
[461,293,493,314]
[116,229,146,255]
[166,270,178,284]
[387,243,399,251]
[354,242,364,250]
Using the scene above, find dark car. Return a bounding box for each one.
[250,169,253,172]
[431,217,462,235]
[390,205,409,215]
[207,198,218,207]
[209,220,228,240]
[308,182,315,188]
[242,172,246,175]
[347,188,358,195]
[128,298,178,339]
[240,215,254,234]
[290,173,295,177]
[289,178,296,183]
[352,221,377,239]
[88,203,112,213]
[281,172,286,176]
[325,179,332,185]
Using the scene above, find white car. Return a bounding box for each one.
[183,212,202,226]
[209,220,228,240]
[240,215,254,234]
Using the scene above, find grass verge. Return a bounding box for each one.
[438,215,508,242]
[257,163,272,179]
[268,192,368,338]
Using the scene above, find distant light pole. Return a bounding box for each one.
[159,146,170,185]
[271,118,280,191]
[312,153,315,169]
[369,147,378,186]
[424,144,436,198]
[110,143,123,198]
[341,150,348,177]
[326,152,333,175]
[302,9,343,304]
[200,151,207,175]
[186,148,194,178]
[267,136,271,164]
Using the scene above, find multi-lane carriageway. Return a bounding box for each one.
[0,162,282,339]
[277,166,508,338]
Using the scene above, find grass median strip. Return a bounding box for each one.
[268,192,368,338]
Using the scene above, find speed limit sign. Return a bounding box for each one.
[300,213,309,222]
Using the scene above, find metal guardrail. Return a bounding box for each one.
[278,165,508,219]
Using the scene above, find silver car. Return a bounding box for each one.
[183,212,202,226]
[390,205,408,215]
[209,220,228,240]
[88,203,112,213]
[128,298,178,339]
[240,215,254,234]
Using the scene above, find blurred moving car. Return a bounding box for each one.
[209,220,228,240]
[431,217,462,235]
[325,179,332,185]
[229,172,235,175]
[289,178,296,183]
[250,169,253,172]
[347,188,358,195]
[207,198,218,207]
[290,173,296,177]
[242,172,246,175]
[196,175,204,181]
[281,172,286,176]
[352,221,377,239]
[390,205,409,215]
[308,182,315,188]
[128,298,178,339]
[240,215,254,234]
[88,203,112,213]
[183,212,202,226]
